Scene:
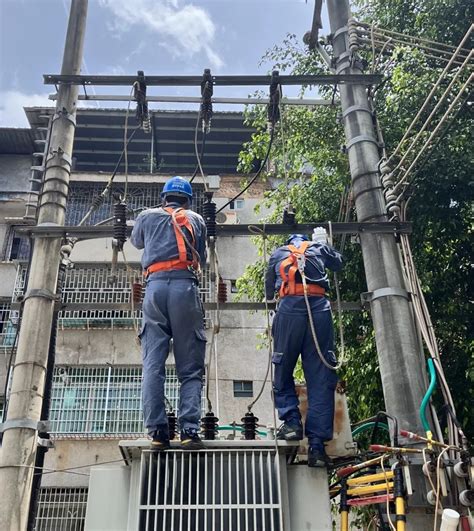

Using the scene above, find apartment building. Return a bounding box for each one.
[0,108,277,529]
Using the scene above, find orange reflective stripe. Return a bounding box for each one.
[145,259,193,277]
[278,241,325,298]
[164,207,197,265]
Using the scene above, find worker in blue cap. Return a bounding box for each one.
[265,230,343,466]
[131,176,207,451]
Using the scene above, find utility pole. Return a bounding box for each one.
[0,1,88,529]
[326,1,433,526]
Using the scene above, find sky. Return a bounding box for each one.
[0,0,330,128]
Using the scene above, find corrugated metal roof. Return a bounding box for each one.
[0,128,40,155]
[24,107,254,174]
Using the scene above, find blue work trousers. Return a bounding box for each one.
[140,277,206,436]
[272,301,338,449]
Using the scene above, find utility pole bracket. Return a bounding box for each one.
[38,437,55,449]
[21,289,61,304]
[0,418,50,434]
[52,108,77,127]
[361,287,411,308]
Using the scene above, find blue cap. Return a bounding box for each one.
[286,233,309,245]
[161,176,193,200]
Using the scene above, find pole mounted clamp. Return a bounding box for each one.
[361,287,411,307]
[52,107,77,127]
[21,288,60,303]
[342,105,373,120]
[46,149,73,169]
[0,418,50,434]
[346,134,380,151]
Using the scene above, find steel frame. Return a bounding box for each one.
[16,221,411,240]
[44,73,382,87]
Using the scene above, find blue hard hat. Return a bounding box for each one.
[286,233,309,245]
[161,176,193,200]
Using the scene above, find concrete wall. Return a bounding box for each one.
[0,155,30,220]
[41,439,126,488]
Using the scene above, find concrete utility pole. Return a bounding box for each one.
[326,2,433,526]
[0,1,88,529]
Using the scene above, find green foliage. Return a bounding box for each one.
[236,3,473,438]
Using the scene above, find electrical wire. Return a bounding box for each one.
[245,225,273,412]
[189,132,207,184]
[77,127,140,228]
[192,110,209,192]
[123,83,138,202]
[216,128,275,214]
[387,25,473,163]
[391,51,473,186]
[434,447,450,530]
[380,456,396,531]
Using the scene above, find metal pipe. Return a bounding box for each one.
[43,73,382,86]
[0,2,88,528]
[49,93,337,106]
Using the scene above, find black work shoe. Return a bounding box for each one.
[180,429,205,450]
[150,433,170,452]
[276,422,303,441]
[308,446,331,468]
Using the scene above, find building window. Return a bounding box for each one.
[65,182,205,226]
[35,487,87,531]
[13,264,211,330]
[233,380,253,398]
[49,366,206,436]
[0,303,18,351]
[2,229,30,261]
[228,199,245,210]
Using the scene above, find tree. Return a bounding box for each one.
[236,1,473,439]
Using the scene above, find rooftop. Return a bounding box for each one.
[22,107,255,174]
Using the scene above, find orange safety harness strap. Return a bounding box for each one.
[145,207,199,277]
[279,241,326,298]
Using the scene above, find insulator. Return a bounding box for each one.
[132,281,143,305]
[202,200,217,238]
[201,411,219,440]
[379,160,392,176]
[459,489,473,507]
[282,205,296,225]
[241,411,259,440]
[113,201,127,249]
[218,277,228,303]
[167,410,178,440]
[92,194,105,210]
[142,112,151,134]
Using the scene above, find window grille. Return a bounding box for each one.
[14,264,211,329]
[233,380,253,398]
[35,487,88,531]
[0,303,19,352]
[139,449,283,531]
[65,182,205,226]
[2,228,30,261]
[50,366,206,436]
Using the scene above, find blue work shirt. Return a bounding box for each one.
[265,240,343,313]
[130,202,207,279]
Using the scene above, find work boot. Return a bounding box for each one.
[150,430,170,452]
[308,446,331,468]
[180,428,205,450]
[276,421,303,441]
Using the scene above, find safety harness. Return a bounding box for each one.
[145,207,199,277]
[279,241,326,298]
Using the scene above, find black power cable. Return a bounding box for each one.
[216,127,275,214]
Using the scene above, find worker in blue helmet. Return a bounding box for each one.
[265,230,343,467]
[131,176,207,451]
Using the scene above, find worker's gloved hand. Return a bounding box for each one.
[126,220,136,227]
[312,226,328,244]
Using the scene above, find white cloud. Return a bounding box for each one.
[99,0,224,68]
[0,91,53,127]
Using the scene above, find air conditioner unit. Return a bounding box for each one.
[216,211,239,225]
